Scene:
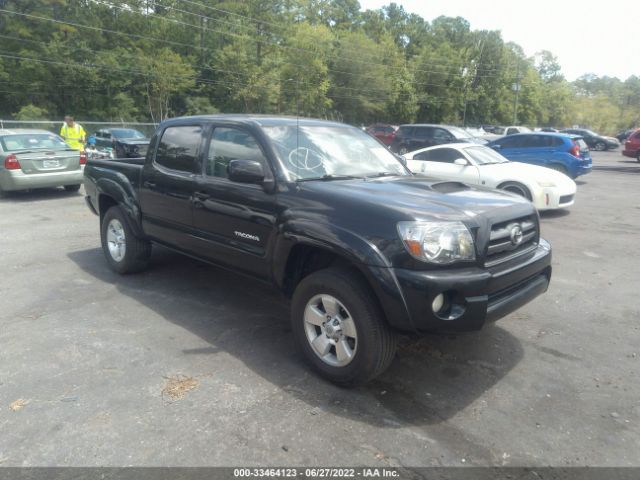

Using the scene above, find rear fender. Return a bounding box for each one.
[96,176,144,238]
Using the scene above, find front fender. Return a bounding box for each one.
[272,220,416,332]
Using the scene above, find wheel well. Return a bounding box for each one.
[497,181,532,200]
[282,244,369,298]
[98,194,118,223]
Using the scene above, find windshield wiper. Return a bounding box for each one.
[298,174,362,182]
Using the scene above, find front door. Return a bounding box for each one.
[411,147,480,184]
[191,125,277,280]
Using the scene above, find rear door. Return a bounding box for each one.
[519,135,556,166]
[191,125,277,279]
[411,127,434,151]
[138,124,204,250]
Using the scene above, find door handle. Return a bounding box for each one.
[194,191,210,201]
[143,181,156,189]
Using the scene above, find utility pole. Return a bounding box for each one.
[512,64,522,125]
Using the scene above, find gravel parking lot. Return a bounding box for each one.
[0,151,639,467]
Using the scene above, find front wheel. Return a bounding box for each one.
[291,268,397,386]
[101,206,151,274]
[594,141,606,151]
[499,181,532,201]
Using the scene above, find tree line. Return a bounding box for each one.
[1,0,638,134]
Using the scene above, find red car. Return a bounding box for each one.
[622,128,640,162]
[366,123,398,146]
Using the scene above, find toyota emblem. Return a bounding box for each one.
[509,224,524,246]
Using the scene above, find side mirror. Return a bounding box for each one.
[228,159,265,183]
[454,158,468,166]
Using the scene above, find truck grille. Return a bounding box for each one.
[485,215,538,267]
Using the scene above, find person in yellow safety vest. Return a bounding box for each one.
[59,115,86,150]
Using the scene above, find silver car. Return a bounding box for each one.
[0,129,84,196]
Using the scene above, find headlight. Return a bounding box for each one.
[537,181,556,187]
[397,221,475,264]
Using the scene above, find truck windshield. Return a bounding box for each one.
[262,125,408,180]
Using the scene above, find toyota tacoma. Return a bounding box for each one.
[83,115,552,385]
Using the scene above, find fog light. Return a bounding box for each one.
[432,293,444,313]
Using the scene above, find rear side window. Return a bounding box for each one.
[207,127,266,179]
[155,125,202,173]
[414,127,433,139]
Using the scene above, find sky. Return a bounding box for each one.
[358,0,637,81]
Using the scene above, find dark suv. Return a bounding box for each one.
[390,124,481,154]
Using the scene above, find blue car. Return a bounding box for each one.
[486,133,592,179]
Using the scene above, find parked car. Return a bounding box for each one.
[84,115,552,385]
[365,123,398,146]
[539,127,559,133]
[486,133,592,179]
[405,144,577,211]
[390,124,483,154]
[0,129,84,196]
[92,128,150,159]
[560,128,619,151]
[617,128,636,143]
[496,126,532,136]
[622,128,640,161]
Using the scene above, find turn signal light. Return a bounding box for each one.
[4,154,20,170]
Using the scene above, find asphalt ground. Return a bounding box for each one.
[0,150,639,467]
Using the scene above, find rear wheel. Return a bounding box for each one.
[101,206,151,274]
[64,184,81,192]
[594,141,606,151]
[398,146,408,155]
[636,151,640,163]
[291,267,397,386]
[499,181,532,201]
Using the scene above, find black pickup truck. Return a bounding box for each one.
[84,115,552,385]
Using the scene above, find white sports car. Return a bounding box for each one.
[405,143,577,211]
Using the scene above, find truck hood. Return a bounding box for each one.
[298,175,534,223]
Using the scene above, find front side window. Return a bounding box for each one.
[432,129,452,142]
[424,148,463,163]
[207,127,266,179]
[155,125,202,173]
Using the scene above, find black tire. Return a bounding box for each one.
[636,151,640,163]
[499,181,532,201]
[101,206,151,274]
[398,146,408,155]
[548,164,569,176]
[291,267,397,386]
[594,141,606,151]
[64,184,81,192]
